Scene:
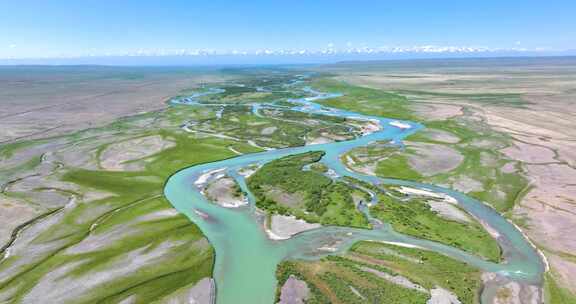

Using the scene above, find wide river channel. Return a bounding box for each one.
[164,78,544,304]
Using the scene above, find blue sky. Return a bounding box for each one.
[1,1,575,59]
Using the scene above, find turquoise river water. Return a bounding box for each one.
[164,78,544,304]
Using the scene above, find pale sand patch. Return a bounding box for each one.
[350,163,377,176]
[547,254,576,295]
[195,168,226,187]
[396,185,472,223]
[8,187,70,209]
[512,163,576,291]
[0,195,40,249]
[0,285,18,303]
[501,141,557,164]
[449,175,484,193]
[483,108,576,168]
[267,215,321,240]
[204,176,247,208]
[483,272,542,304]
[375,241,423,249]
[411,103,464,121]
[426,200,472,224]
[501,162,517,173]
[493,281,541,304]
[228,146,242,155]
[248,140,273,151]
[160,277,214,304]
[427,287,461,304]
[389,120,412,129]
[0,208,69,284]
[100,135,175,171]
[118,295,137,304]
[345,153,379,176]
[349,286,366,300]
[512,134,576,168]
[418,128,460,144]
[360,266,427,293]
[480,152,498,167]
[260,126,277,135]
[64,224,134,255]
[22,240,188,303]
[347,118,382,136]
[406,142,464,176]
[345,155,356,165]
[65,208,179,255]
[264,187,305,209]
[278,275,310,304]
[395,186,458,204]
[135,209,180,222]
[305,136,332,145]
[469,138,508,150]
[247,121,268,126]
[238,165,260,178]
[319,132,349,142]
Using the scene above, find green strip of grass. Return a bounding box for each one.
[350,241,482,304]
[311,78,416,120]
[544,272,576,304]
[370,194,501,262]
[375,154,423,181]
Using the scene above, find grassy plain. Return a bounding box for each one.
[276,241,482,304]
[316,57,576,299]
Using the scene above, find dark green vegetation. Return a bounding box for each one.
[248,152,370,228]
[193,72,305,105]
[276,241,481,304]
[371,192,501,262]
[181,99,362,149]
[311,78,416,120]
[339,173,500,262]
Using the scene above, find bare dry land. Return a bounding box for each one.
[0,66,227,143]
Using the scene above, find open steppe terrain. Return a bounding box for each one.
[0,66,227,143]
[317,57,576,298]
[1,59,574,303]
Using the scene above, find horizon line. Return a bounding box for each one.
[1,54,576,67]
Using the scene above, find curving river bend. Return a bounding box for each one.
[164,78,544,304]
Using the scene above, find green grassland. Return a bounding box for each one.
[343,110,529,213]
[409,118,529,213]
[187,102,360,149]
[370,193,501,262]
[312,78,529,211]
[276,241,482,304]
[0,70,547,302]
[248,151,370,228]
[375,153,423,180]
[0,102,249,302]
[311,78,416,120]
